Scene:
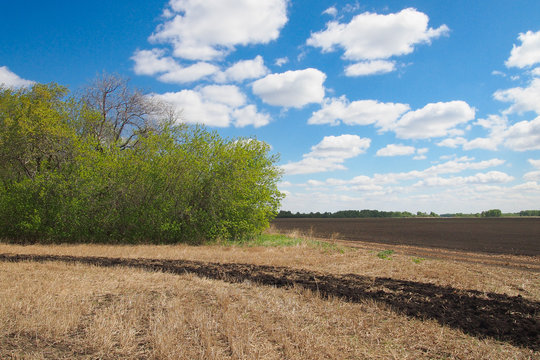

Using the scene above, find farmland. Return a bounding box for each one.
[1,233,539,359]
[272,218,540,256]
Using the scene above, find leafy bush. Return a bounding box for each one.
[0,80,283,244]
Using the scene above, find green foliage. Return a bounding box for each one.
[481,209,502,218]
[276,209,434,218]
[411,257,425,264]
[519,210,540,216]
[0,82,283,244]
[377,249,394,260]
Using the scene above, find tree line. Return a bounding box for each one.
[0,74,283,244]
[277,209,540,218]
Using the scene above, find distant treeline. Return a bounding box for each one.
[276,210,438,218]
[277,209,540,218]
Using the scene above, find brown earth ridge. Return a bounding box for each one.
[1,253,538,351]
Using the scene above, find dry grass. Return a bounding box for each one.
[1,233,538,299]
[1,260,537,360]
[1,231,539,359]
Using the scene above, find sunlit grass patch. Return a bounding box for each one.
[220,233,351,253]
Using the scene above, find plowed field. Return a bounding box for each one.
[272,218,540,256]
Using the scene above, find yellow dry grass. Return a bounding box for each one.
[0,260,536,360]
[1,237,538,299]
[0,235,538,359]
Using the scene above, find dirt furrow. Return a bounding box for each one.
[1,253,538,351]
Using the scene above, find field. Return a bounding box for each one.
[1,230,539,359]
[272,218,540,256]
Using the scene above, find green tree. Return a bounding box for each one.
[0,81,283,243]
[481,209,502,217]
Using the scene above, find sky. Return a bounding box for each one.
[1,0,540,214]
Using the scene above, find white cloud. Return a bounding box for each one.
[308,96,410,130]
[528,159,540,169]
[494,78,540,115]
[413,147,428,160]
[132,49,218,83]
[275,57,289,67]
[132,49,178,76]
[513,181,540,191]
[158,62,219,83]
[314,157,505,186]
[505,30,540,68]
[150,0,288,61]
[152,85,269,128]
[307,8,448,65]
[504,116,540,151]
[438,115,508,151]
[281,157,512,213]
[252,68,326,108]
[393,101,475,139]
[281,135,371,175]
[345,60,396,76]
[524,171,540,181]
[232,105,271,128]
[214,55,269,83]
[415,171,514,187]
[463,137,501,151]
[199,85,246,107]
[0,66,34,88]
[437,137,467,148]
[322,6,337,17]
[376,144,416,157]
[532,67,540,77]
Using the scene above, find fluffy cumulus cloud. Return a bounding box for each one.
[152,85,269,128]
[132,49,218,83]
[214,55,269,83]
[376,144,416,157]
[392,101,475,139]
[494,78,540,115]
[252,68,326,108]
[438,114,509,151]
[281,135,371,175]
[505,30,540,68]
[504,116,540,151]
[524,159,540,181]
[0,66,34,88]
[158,62,219,83]
[307,8,448,75]
[232,105,271,128]
[345,60,396,76]
[308,96,410,129]
[149,0,288,61]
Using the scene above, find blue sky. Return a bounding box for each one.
[2,1,540,213]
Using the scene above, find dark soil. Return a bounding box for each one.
[272,218,540,256]
[1,253,538,351]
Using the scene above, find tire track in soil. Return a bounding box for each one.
[1,253,539,351]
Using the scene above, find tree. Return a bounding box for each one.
[0,83,80,182]
[81,73,171,149]
[481,209,502,217]
[0,79,283,243]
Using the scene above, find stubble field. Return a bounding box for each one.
[1,222,539,359]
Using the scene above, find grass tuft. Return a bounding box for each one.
[377,249,394,260]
